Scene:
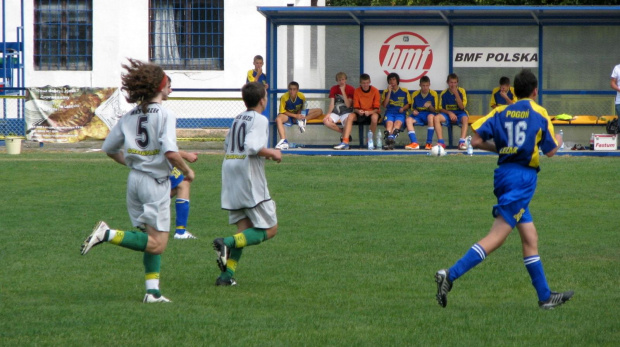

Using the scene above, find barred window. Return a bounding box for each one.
[34,0,93,71]
[149,0,224,70]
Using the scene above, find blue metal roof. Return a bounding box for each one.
[258,6,620,26]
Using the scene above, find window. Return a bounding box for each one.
[34,0,93,71]
[149,0,224,70]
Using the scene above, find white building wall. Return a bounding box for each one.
[1,0,323,92]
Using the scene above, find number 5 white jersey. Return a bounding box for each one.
[221,110,271,210]
[102,103,178,179]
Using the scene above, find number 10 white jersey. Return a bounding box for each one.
[221,110,271,210]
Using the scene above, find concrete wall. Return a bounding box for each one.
[2,0,324,93]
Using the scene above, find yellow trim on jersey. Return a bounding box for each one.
[145,272,160,281]
[247,70,256,82]
[471,105,508,132]
[109,230,124,245]
[410,89,439,111]
[529,128,544,168]
[233,233,247,248]
[278,91,306,114]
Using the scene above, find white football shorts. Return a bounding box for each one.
[126,170,171,232]
[228,200,277,229]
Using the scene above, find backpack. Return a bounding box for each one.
[606,118,619,134]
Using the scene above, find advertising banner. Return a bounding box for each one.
[453,47,539,68]
[25,87,133,143]
[363,26,449,91]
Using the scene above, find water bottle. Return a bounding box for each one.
[466,135,473,156]
[589,133,594,150]
[289,142,296,149]
[367,130,374,150]
[376,132,383,150]
[559,129,564,151]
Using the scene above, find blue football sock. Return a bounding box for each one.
[408,131,417,143]
[449,243,487,282]
[524,255,551,301]
[175,198,190,234]
[427,127,435,143]
[438,139,445,145]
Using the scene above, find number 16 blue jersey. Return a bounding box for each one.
[472,98,558,171]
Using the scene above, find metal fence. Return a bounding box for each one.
[2,89,617,139]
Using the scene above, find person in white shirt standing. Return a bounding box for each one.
[212,82,282,286]
[610,64,620,117]
[80,58,194,303]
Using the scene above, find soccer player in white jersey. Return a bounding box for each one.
[212,82,281,286]
[80,58,195,303]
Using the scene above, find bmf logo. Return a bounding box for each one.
[379,32,433,83]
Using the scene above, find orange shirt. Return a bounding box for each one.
[353,85,381,111]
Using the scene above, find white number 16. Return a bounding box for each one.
[504,121,527,147]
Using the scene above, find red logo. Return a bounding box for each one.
[379,32,433,83]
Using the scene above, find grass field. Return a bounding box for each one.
[1,151,618,346]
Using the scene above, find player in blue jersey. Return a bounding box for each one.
[246,55,270,118]
[274,81,322,150]
[381,73,411,150]
[162,76,198,240]
[435,69,573,310]
[435,73,469,150]
[405,76,438,150]
[490,76,517,110]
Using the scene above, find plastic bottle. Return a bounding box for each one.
[376,132,383,150]
[289,142,296,149]
[367,130,374,150]
[559,129,564,151]
[589,133,594,150]
[466,135,473,156]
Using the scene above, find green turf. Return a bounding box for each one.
[1,152,618,346]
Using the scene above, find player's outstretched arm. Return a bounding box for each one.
[179,150,198,163]
[471,132,497,153]
[106,152,126,166]
[258,147,282,163]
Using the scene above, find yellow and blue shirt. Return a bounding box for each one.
[490,86,517,109]
[439,87,467,111]
[279,91,306,114]
[472,99,558,171]
[246,69,268,87]
[381,87,411,113]
[411,89,439,112]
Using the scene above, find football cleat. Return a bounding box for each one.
[215,277,237,286]
[143,293,171,303]
[333,142,349,150]
[438,142,446,149]
[298,118,306,133]
[425,143,433,150]
[275,139,289,150]
[81,221,109,255]
[174,231,197,240]
[435,269,453,308]
[405,142,420,150]
[538,290,574,310]
[213,238,229,272]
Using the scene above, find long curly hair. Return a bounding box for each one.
[121,58,167,113]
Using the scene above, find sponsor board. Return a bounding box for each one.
[453,47,538,68]
[364,27,449,91]
[594,134,617,151]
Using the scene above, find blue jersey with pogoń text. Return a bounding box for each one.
[411,89,438,112]
[472,99,558,171]
[381,87,411,113]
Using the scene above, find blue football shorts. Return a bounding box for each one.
[170,167,184,190]
[492,164,536,228]
[410,111,434,126]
